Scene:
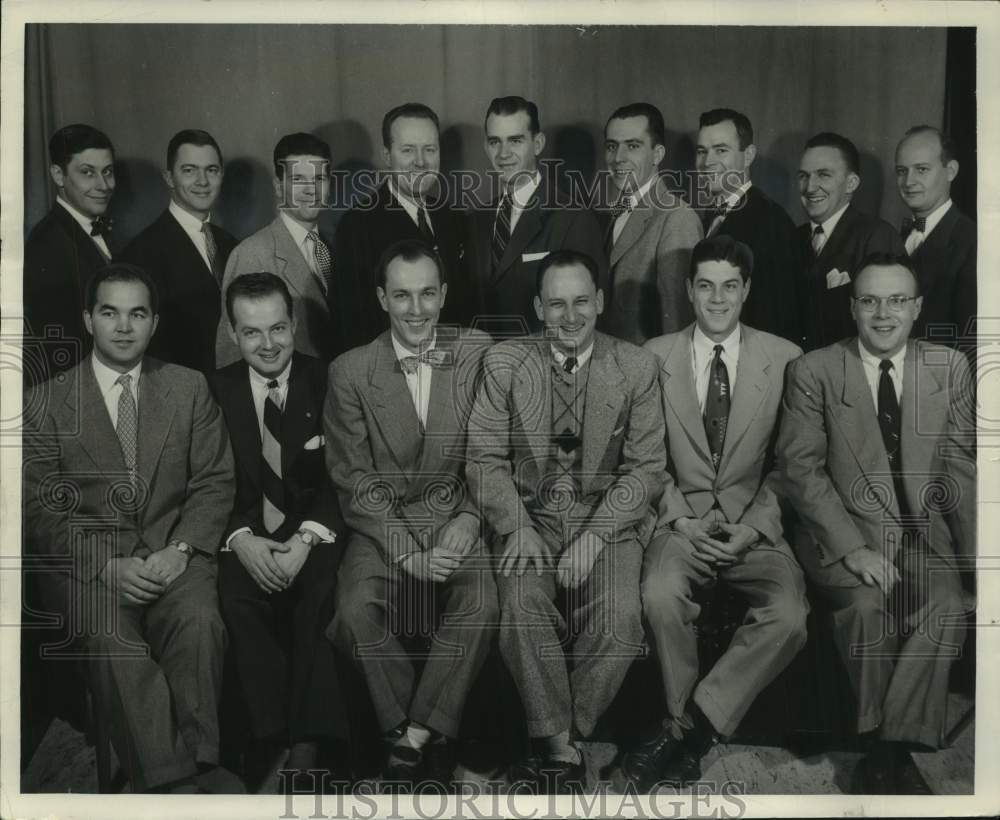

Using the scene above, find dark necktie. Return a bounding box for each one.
[115,374,137,480]
[703,344,730,470]
[416,206,435,244]
[399,348,452,375]
[261,379,286,534]
[811,224,825,256]
[901,216,927,239]
[491,190,513,272]
[562,356,578,374]
[877,360,908,516]
[703,203,727,237]
[201,222,220,282]
[307,230,332,295]
[90,216,113,237]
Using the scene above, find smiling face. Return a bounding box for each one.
[695,120,755,196]
[687,259,750,341]
[484,110,545,188]
[605,115,664,194]
[895,130,957,218]
[852,263,922,358]
[51,148,116,218]
[383,115,440,201]
[84,279,158,372]
[228,291,296,378]
[534,262,604,355]
[165,142,223,219]
[798,145,858,224]
[273,153,330,226]
[377,254,447,353]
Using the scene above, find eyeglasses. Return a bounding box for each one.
[852,295,918,313]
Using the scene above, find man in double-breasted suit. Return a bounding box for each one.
[621,235,808,790]
[471,96,607,338]
[324,239,498,789]
[123,129,238,373]
[216,133,348,366]
[776,253,975,794]
[211,273,346,790]
[466,249,667,793]
[601,103,702,344]
[23,264,235,793]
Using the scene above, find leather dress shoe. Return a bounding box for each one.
[380,744,424,793]
[509,755,585,795]
[891,752,933,794]
[621,724,686,791]
[659,747,703,787]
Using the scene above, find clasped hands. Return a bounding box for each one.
[499,526,606,589]
[673,517,759,568]
[399,511,479,583]
[99,546,189,605]
[231,530,313,593]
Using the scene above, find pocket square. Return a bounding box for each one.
[522,251,550,262]
[825,268,851,289]
[304,435,325,450]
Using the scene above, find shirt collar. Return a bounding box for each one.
[279,210,316,247]
[721,180,752,210]
[812,201,850,235]
[56,196,102,235]
[248,358,293,389]
[509,171,542,210]
[918,198,952,236]
[91,353,142,396]
[692,322,741,361]
[857,338,906,375]
[388,178,424,223]
[391,331,437,362]
[618,174,656,206]
[169,199,210,232]
[550,341,594,370]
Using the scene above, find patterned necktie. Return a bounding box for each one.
[399,348,451,375]
[201,222,220,282]
[416,206,435,244]
[811,224,826,256]
[901,216,927,239]
[90,216,113,237]
[703,345,730,469]
[115,374,138,479]
[877,360,908,516]
[491,190,513,271]
[261,379,286,534]
[307,230,332,294]
[704,202,727,237]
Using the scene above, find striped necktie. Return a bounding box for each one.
[202,222,221,282]
[491,190,513,272]
[115,374,138,481]
[261,379,286,533]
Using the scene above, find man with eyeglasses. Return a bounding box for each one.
[776,253,975,794]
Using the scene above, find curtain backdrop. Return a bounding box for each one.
[24,24,950,244]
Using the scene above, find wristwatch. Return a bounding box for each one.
[172,542,194,560]
[296,529,320,547]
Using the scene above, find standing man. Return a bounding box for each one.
[472,96,607,337]
[24,124,116,384]
[124,129,238,373]
[797,132,904,351]
[895,126,976,353]
[696,108,801,344]
[212,273,346,791]
[602,103,702,344]
[466,250,666,793]
[216,133,347,366]
[777,254,975,794]
[335,103,478,336]
[621,235,808,790]
[324,239,498,789]
[23,264,235,793]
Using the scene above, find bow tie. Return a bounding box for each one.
[90,216,113,237]
[399,348,451,375]
[901,216,927,238]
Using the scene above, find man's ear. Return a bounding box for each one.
[652,144,666,168]
[533,295,544,323]
[49,164,65,188]
[162,168,175,192]
[846,172,860,195]
[83,309,93,336]
[946,159,959,183]
[533,131,547,158]
[744,143,758,167]
[377,286,388,313]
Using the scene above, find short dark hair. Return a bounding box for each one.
[485,96,541,136]
[375,238,445,290]
[854,252,921,295]
[535,250,600,296]
[804,131,860,176]
[166,129,223,170]
[85,263,159,314]
[689,234,754,283]
[698,108,754,150]
[49,124,114,171]
[901,124,957,165]
[381,103,440,150]
[606,103,666,149]
[273,132,332,179]
[225,272,294,327]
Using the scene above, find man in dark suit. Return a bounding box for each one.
[895,126,976,354]
[325,239,498,789]
[335,103,478,338]
[212,273,346,791]
[24,124,116,385]
[23,264,236,793]
[124,130,237,373]
[797,132,904,351]
[471,96,607,338]
[466,250,667,793]
[777,254,975,794]
[696,108,801,344]
[216,133,349,366]
[601,102,702,343]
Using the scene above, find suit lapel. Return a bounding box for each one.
[512,341,552,470]
[164,210,214,279]
[814,204,858,273]
[227,367,263,492]
[413,333,463,483]
[271,216,306,298]
[281,355,318,475]
[718,326,770,472]
[136,361,176,489]
[72,362,129,477]
[899,341,943,513]
[495,180,549,280]
[609,182,659,267]
[368,333,422,473]
[660,328,713,464]
[582,335,626,488]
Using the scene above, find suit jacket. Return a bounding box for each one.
[23,205,114,384]
[798,203,904,352]
[776,339,976,587]
[713,186,802,344]
[908,204,977,349]
[466,332,667,544]
[23,357,235,584]
[470,175,608,337]
[215,216,340,366]
[323,328,492,564]
[210,352,343,544]
[644,324,802,542]
[123,209,237,373]
[602,180,703,344]
[334,181,479,343]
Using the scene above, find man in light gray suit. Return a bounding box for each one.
[216,133,342,366]
[602,103,702,344]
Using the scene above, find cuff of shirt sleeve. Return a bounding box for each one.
[299,520,337,544]
[222,527,252,552]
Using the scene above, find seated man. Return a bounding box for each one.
[622,235,809,790]
[466,250,667,793]
[324,239,498,789]
[22,263,235,793]
[776,253,975,794]
[211,272,347,791]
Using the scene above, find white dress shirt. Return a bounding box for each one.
[505,170,542,234]
[809,201,850,256]
[57,196,112,260]
[169,199,214,271]
[388,179,433,235]
[858,340,905,411]
[550,341,594,374]
[91,354,141,429]
[612,175,656,246]
[392,332,436,428]
[904,198,952,255]
[691,324,741,413]
[279,211,321,277]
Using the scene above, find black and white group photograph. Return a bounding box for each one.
[2,1,998,818]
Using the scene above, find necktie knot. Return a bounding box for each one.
[812,225,824,237]
[562,356,578,374]
[901,216,927,238]
[713,344,725,359]
[116,373,132,389]
[267,379,280,390]
[399,348,451,375]
[91,216,113,236]
[811,223,826,255]
[879,359,893,375]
